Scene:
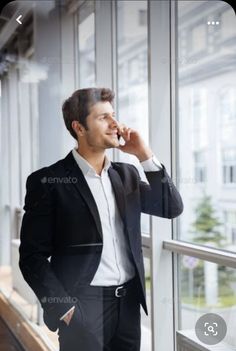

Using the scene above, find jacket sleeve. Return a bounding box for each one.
[19,171,75,330]
[134,164,184,219]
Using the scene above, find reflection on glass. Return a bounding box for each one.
[117,0,148,165]
[180,255,236,346]
[117,3,150,346]
[117,0,149,236]
[78,2,96,87]
[177,1,236,251]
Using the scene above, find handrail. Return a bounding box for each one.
[163,240,236,269]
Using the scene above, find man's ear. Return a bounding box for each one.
[71,121,85,137]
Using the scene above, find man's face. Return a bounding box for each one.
[82,101,119,150]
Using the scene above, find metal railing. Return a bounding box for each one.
[163,240,236,269]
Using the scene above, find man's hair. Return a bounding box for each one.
[62,87,115,140]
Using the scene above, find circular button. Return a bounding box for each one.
[195,313,227,345]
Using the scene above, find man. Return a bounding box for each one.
[19,87,183,351]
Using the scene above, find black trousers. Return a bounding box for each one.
[57,277,141,351]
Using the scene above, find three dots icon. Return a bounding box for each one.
[207,21,220,25]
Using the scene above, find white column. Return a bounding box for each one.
[204,260,218,305]
[0,77,11,265]
[34,1,64,167]
[149,1,174,351]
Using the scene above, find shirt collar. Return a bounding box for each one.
[72,148,111,176]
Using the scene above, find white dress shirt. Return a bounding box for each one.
[60,149,162,320]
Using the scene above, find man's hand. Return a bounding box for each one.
[62,307,75,326]
[117,124,153,162]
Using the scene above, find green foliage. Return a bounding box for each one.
[182,195,236,307]
[182,294,236,307]
[191,194,226,246]
[218,266,236,296]
[181,263,236,304]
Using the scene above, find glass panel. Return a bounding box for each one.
[179,254,236,347]
[78,1,96,87]
[177,1,236,250]
[116,4,150,338]
[116,0,150,235]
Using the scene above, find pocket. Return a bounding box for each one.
[60,303,84,331]
[76,295,104,332]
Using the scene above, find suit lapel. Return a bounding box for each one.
[63,151,103,240]
[62,152,128,239]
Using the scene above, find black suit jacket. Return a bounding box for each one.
[19,151,183,331]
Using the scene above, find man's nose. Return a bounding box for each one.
[109,116,118,128]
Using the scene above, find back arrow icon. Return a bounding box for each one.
[16,15,22,24]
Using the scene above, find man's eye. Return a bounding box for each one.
[99,114,115,120]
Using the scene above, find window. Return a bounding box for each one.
[179,255,236,347]
[222,149,236,184]
[117,0,149,237]
[191,89,208,151]
[139,9,147,26]
[232,229,236,245]
[221,8,235,40]
[194,151,206,183]
[220,87,236,123]
[128,58,139,83]
[224,211,236,246]
[78,1,96,87]
[117,0,149,165]
[178,0,236,248]
[190,23,207,54]
[117,2,151,350]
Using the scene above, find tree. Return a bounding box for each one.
[186,194,236,306]
[191,194,225,247]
